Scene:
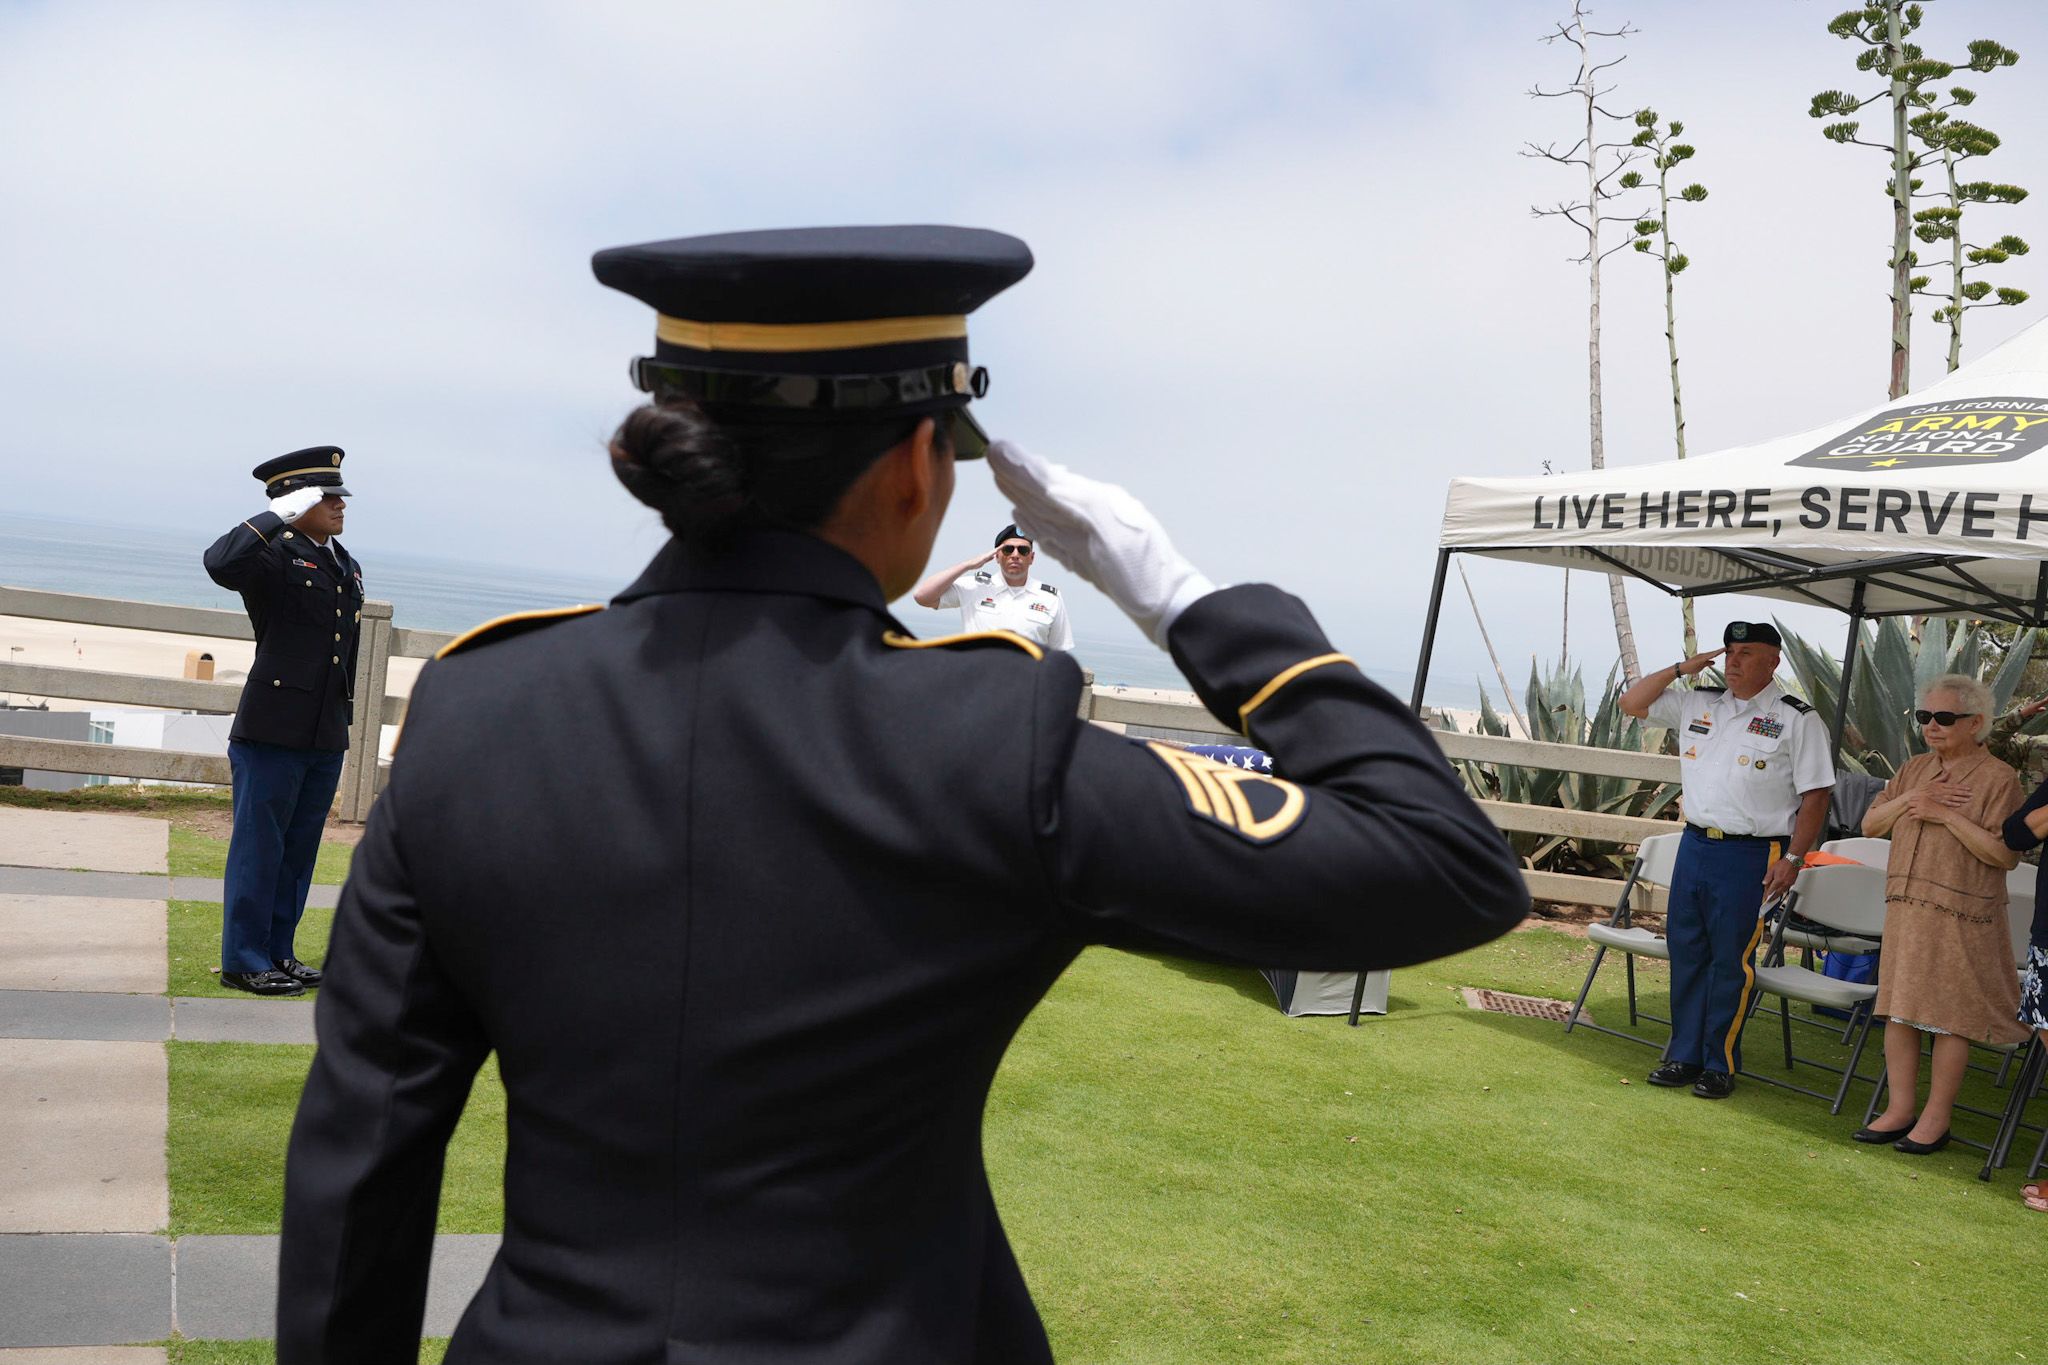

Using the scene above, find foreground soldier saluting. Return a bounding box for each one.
[278,226,1530,1363]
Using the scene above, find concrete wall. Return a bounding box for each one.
[0,707,91,790]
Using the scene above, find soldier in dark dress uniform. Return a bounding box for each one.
[203,449,363,996]
[277,226,1530,1363]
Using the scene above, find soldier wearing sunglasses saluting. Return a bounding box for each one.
[1619,620,1835,1098]
[913,523,1073,651]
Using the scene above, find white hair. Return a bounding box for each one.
[1920,672,1995,741]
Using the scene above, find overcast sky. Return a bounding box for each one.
[4,0,2045,702]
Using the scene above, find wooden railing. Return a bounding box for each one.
[0,587,1683,907]
[0,585,454,820]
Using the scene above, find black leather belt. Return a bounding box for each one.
[1686,823,1787,844]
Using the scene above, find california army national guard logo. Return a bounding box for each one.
[1788,397,2048,472]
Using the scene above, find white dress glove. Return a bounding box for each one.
[268,487,325,522]
[987,439,1215,649]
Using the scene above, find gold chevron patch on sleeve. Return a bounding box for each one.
[1143,742,1308,845]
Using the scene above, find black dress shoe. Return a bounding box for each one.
[274,957,324,987]
[1853,1119,1919,1144]
[220,969,305,997]
[1692,1071,1736,1099]
[1648,1061,1704,1088]
[1895,1130,1952,1155]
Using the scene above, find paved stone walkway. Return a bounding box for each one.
[0,808,483,1350]
[0,863,341,909]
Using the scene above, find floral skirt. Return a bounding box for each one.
[2023,945,2048,1032]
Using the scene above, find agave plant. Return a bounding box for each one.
[1443,658,1681,877]
[1775,617,2043,778]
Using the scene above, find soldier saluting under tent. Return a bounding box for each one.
[203,449,364,997]
[1619,621,1834,1099]
[277,225,1530,1363]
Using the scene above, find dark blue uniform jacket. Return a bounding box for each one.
[203,511,363,752]
[277,529,1528,1364]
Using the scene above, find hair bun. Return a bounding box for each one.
[609,402,749,540]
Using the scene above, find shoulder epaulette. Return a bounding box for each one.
[881,628,1044,662]
[436,604,604,660]
[1693,685,1726,695]
[1038,581,1057,595]
[1782,694,1813,713]
[972,569,993,584]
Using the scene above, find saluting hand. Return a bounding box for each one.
[988,440,1214,648]
[1677,648,1724,678]
[269,487,324,522]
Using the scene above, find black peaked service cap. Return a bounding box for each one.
[593,225,1033,459]
[252,446,350,499]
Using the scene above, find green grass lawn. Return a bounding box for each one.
[167,1041,505,1236]
[167,899,332,998]
[0,786,355,884]
[161,928,2048,1362]
[168,825,354,885]
[166,1340,446,1363]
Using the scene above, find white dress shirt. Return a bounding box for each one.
[936,569,1074,650]
[1647,679,1834,835]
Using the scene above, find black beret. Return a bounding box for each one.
[1724,621,1782,648]
[994,524,1031,548]
[252,446,349,498]
[593,226,1032,455]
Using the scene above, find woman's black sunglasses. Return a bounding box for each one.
[1913,709,1978,726]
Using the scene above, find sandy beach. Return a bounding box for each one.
[0,614,427,766]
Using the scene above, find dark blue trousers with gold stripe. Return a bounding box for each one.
[1662,825,1779,1076]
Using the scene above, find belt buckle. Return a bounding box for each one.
[1705,826,1725,840]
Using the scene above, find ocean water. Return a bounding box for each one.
[0,512,1487,704]
[0,511,1200,689]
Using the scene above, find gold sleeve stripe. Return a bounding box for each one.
[881,629,1044,661]
[436,604,605,660]
[657,313,967,354]
[241,519,270,544]
[1150,743,1216,817]
[1144,742,1308,844]
[1236,653,1358,733]
[1190,759,1234,816]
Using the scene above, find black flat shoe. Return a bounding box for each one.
[1853,1119,1919,1144]
[220,969,305,997]
[274,957,324,987]
[1648,1061,1704,1088]
[1692,1072,1736,1099]
[1894,1130,1951,1155]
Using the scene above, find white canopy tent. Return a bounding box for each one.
[1418,317,2048,742]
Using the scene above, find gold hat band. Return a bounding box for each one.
[264,467,345,487]
[655,313,967,354]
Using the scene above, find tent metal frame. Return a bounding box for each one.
[1406,545,2048,725]
[1356,541,2048,1030]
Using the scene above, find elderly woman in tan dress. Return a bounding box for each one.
[1858,673,2030,1154]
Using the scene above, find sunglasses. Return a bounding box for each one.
[1913,709,1978,726]
[996,544,1032,556]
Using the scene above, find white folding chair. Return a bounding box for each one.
[1565,833,1680,1048]
[1978,868,2046,1177]
[1820,836,1892,865]
[1743,862,1889,1113]
[1775,836,1889,958]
